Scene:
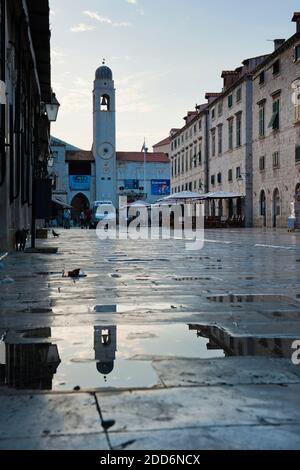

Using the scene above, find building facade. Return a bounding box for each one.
[0,0,52,250]
[170,12,300,229]
[252,15,300,228]
[170,106,209,195]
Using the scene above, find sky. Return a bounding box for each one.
[50,0,300,151]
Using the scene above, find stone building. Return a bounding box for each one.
[206,56,267,227]
[0,0,52,250]
[252,14,300,228]
[170,105,209,195]
[50,64,170,219]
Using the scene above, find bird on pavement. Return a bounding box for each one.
[52,229,60,238]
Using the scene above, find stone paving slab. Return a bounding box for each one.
[149,357,300,387]
[97,384,300,433]
[0,394,102,440]
[109,425,300,450]
[0,433,108,450]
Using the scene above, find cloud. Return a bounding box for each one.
[83,10,131,27]
[70,23,95,33]
[126,0,137,4]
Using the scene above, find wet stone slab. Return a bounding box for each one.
[0,394,101,440]
[109,425,300,451]
[98,384,300,433]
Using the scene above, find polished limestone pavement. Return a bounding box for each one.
[0,228,299,450]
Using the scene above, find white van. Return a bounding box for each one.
[92,201,116,228]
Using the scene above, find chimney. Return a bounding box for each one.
[221,70,240,90]
[292,12,300,33]
[274,39,285,51]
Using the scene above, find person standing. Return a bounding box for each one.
[79,210,85,229]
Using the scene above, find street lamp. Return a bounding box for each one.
[45,92,60,122]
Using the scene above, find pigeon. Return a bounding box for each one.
[63,268,81,278]
[52,230,60,238]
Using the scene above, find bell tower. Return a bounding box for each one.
[93,61,117,206]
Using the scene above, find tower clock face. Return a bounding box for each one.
[98,142,114,160]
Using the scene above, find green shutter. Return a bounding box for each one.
[296,145,300,162]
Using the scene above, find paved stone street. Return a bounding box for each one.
[0,228,300,450]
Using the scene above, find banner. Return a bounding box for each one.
[69,175,91,191]
[151,179,170,196]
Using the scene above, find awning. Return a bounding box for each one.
[157,191,204,203]
[52,196,73,209]
[200,191,244,200]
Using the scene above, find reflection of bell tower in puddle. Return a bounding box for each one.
[94,326,117,382]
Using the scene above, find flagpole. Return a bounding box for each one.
[143,139,147,198]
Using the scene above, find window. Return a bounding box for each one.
[211,108,215,120]
[228,169,233,182]
[182,154,184,173]
[269,99,280,131]
[198,143,202,165]
[190,149,193,169]
[228,119,233,150]
[296,145,300,163]
[193,147,197,168]
[259,105,265,137]
[217,172,222,184]
[211,129,216,157]
[194,181,197,190]
[259,156,265,172]
[199,119,202,131]
[218,125,223,155]
[194,124,197,134]
[236,167,241,179]
[294,81,300,122]
[211,175,215,186]
[218,102,223,117]
[100,94,110,111]
[259,71,265,85]
[295,45,300,61]
[273,60,280,76]
[189,182,192,191]
[236,113,242,147]
[228,94,233,108]
[273,152,280,169]
[236,87,242,103]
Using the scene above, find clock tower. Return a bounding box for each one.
[93,61,117,206]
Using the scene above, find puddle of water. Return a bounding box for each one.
[207,294,297,306]
[189,324,298,359]
[89,303,181,314]
[0,324,224,391]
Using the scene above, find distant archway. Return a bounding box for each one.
[295,183,300,228]
[71,193,90,222]
[272,188,280,228]
[260,190,266,227]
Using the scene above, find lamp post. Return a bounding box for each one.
[31,92,60,249]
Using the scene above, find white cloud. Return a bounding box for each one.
[126,0,137,4]
[83,11,131,28]
[70,23,95,33]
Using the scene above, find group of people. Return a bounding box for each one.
[61,207,93,229]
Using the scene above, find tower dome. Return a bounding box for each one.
[95,64,113,81]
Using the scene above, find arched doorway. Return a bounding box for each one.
[259,190,266,227]
[272,188,280,228]
[295,183,300,228]
[71,193,90,224]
